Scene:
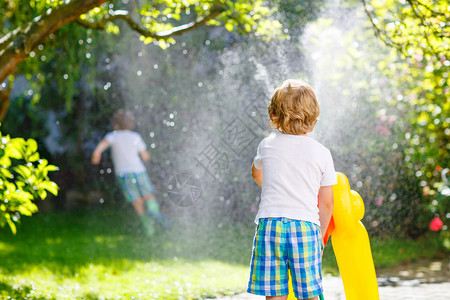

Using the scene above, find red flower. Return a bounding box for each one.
[429,217,443,231]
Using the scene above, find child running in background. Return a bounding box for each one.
[91,109,169,235]
[247,79,336,300]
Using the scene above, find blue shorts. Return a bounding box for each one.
[247,217,323,299]
[116,172,156,203]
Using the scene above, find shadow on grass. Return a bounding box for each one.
[3,208,438,279]
[0,281,51,299]
[0,280,104,300]
[0,208,257,276]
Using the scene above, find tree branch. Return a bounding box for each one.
[76,8,224,39]
[0,27,22,53]
[0,76,14,121]
[0,0,107,85]
[414,0,448,17]
[361,0,406,55]
[406,0,440,57]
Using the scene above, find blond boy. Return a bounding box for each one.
[247,80,336,300]
[92,109,167,235]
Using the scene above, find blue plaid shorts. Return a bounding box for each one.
[247,217,323,299]
[116,172,156,203]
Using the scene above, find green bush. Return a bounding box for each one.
[0,126,58,234]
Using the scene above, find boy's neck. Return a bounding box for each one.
[277,130,309,136]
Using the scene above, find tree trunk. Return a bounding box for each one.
[0,77,13,121]
[0,0,107,121]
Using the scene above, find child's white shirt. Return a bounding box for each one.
[104,130,147,175]
[253,131,337,226]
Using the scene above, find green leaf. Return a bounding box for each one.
[0,168,13,179]
[5,144,22,159]
[46,165,59,172]
[28,152,40,162]
[13,165,32,179]
[26,138,38,154]
[11,191,33,202]
[39,181,59,196]
[5,214,16,235]
[38,189,47,200]
[225,22,234,32]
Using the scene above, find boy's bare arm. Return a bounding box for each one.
[139,150,151,162]
[251,163,262,187]
[318,185,334,238]
[91,139,110,165]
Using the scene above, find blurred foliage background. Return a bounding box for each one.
[0,0,448,244]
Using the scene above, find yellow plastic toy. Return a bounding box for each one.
[288,172,379,299]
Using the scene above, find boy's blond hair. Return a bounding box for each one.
[268,79,319,135]
[113,109,136,130]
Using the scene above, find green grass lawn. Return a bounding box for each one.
[0,208,445,299]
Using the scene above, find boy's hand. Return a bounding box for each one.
[139,150,151,162]
[251,163,263,187]
[91,139,110,165]
[318,186,334,238]
[91,152,102,165]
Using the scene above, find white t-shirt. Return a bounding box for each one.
[104,130,147,174]
[253,132,337,225]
